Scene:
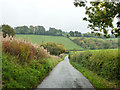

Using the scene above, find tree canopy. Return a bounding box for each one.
[14,25,115,38]
[74,0,120,37]
[2,24,15,38]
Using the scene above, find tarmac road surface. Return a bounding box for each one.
[36,55,95,89]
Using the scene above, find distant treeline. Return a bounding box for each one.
[14,25,115,38]
[14,25,63,36]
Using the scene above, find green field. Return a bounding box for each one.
[16,35,84,50]
[69,48,118,54]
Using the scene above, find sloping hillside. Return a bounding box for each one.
[69,37,118,50]
[16,35,84,50]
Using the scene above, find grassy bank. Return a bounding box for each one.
[2,53,62,88]
[69,49,120,89]
[70,61,118,89]
[2,37,64,88]
[16,34,84,50]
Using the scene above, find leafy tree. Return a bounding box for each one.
[14,26,30,34]
[69,31,74,36]
[2,24,15,38]
[48,27,57,35]
[78,32,82,37]
[35,26,45,35]
[29,25,34,34]
[57,29,63,36]
[74,31,79,36]
[22,26,30,34]
[74,0,120,37]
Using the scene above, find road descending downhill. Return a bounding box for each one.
[36,55,95,89]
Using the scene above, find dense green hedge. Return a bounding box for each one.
[69,49,119,84]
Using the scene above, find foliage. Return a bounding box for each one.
[69,31,82,37]
[2,24,15,38]
[72,37,118,50]
[15,26,63,36]
[70,61,118,88]
[2,53,62,88]
[2,37,64,88]
[2,37,48,64]
[16,34,84,50]
[74,0,120,37]
[69,49,120,85]
[42,42,66,55]
[14,25,117,38]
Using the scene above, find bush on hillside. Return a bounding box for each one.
[42,42,66,55]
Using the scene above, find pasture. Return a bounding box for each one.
[16,34,84,50]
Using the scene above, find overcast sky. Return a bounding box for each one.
[0,0,118,33]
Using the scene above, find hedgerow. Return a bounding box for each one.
[69,49,119,85]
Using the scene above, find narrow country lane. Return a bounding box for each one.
[36,55,95,89]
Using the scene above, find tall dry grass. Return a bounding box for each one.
[2,36,49,63]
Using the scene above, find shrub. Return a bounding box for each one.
[42,42,66,55]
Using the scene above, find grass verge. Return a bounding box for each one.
[69,49,120,89]
[70,60,118,90]
[70,61,119,89]
[2,52,63,89]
